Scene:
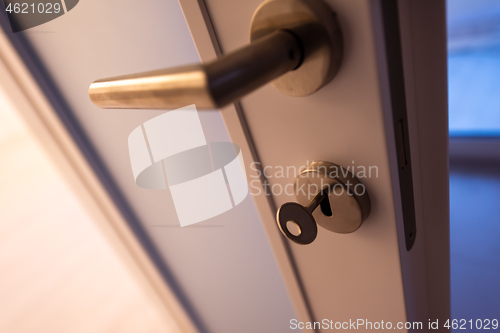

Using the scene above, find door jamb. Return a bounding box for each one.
[0,25,199,333]
[178,0,316,330]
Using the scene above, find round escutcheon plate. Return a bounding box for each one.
[295,161,371,234]
[250,0,343,96]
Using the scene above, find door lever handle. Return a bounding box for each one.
[88,0,342,110]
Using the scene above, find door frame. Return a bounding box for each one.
[0,18,198,333]
[178,0,450,329]
[177,0,317,328]
[0,0,450,330]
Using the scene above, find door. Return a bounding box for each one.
[177,0,449,330]
[0,0,449,332]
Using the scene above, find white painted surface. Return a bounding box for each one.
[143,106,206,162]
[203,0,408,328]
[13,0,450,330]
[18,0,297,332]
[0,89,177,333]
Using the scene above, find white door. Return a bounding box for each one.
[0,0,449,332]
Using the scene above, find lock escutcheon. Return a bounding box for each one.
[277,161,371,244]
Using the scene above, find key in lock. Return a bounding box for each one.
[277,161,371,244]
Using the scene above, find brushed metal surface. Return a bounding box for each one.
[295,161,371,234]
[251,0,343,96]
[88,0,343,110]
[89,30,301,109]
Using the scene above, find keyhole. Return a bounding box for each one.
[320,194,333,217]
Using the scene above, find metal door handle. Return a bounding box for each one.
[89,0,342,110]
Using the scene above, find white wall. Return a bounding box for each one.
[18,0,296,331]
